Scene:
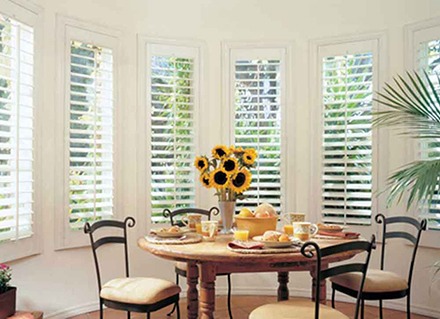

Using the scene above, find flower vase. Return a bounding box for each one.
[219,200,235,234]
[0,286,16,318]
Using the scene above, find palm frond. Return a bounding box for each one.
[387,160,440,209]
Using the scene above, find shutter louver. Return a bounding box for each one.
[0,15,34,242]
[417,38,440,229]
[69,40,114,229]
[150,54,196,220]
[321,53,373,225]
[234,59,282,212]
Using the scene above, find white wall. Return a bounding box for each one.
[6,0,440,317]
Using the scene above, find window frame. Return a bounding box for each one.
[222,41,292,215]
[0,0,43,262]
[405,18,440,248]
[309,33,387,236]
[55,15,122,250]
[137,36,206,232]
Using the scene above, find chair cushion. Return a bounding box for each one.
[330,269,408,293]
[100,277,181,305]
[175,262,187,272]
[249,298,349,319]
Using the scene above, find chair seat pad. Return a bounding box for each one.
[175,262,187,272]
[100,277,181,305]
[331,269,408,293]
[249,298,349,319]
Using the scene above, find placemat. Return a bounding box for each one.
[144,232,202,245]
[227,245,303,254]
[314,234,359,240]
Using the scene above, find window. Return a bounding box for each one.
[317,39,379,226]
[68,40,114,230]
[0,0,41,261]
[411,24,440,230]
[224,44,287,213]
[56,16,120,249]
[146,43,200,222]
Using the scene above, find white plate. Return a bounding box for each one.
[152,229,185,238]
[252,235,300,248]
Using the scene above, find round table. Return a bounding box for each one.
[138,234,358,319]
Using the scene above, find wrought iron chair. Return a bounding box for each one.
[84,217,181,319]
[330,214,427,319]
[249,236,376,319]
[163,207,234,319]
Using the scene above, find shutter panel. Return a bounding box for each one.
[150,53,196,220]
[68,40,114,229]
[321,52,373,225]
[417,38,440,229]
[0,15,34,242]
[233,59,282,212]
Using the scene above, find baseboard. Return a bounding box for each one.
[46,287,440,319]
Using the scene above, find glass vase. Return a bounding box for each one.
[219,200,236,234]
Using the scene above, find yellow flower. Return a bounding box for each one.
[210,168,229,189]
[230,168,252,194]
[200,172,211,188]
[221,157,238,175]
[232,146,244,154]
[212,145,230,160]
[243,148,257,165]
[194,156,209,172]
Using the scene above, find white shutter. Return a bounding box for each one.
[149,45,197,220]
[233,57,283,213]
[320,50,374,225]
[417,37,440,229]
[68,40,114,229]
[0,14,34,242]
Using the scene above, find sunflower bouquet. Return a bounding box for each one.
[194,145,257,201]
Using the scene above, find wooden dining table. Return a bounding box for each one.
[137,234,359,319]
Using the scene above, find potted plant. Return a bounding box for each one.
[0,263,16,318]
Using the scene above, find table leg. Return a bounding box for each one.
[277,272,289,301]
[199,262,217,319]
[310,263,328,304]
[187,261,199,319]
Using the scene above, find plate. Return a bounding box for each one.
[152,229,185,238]
[252,235,300,248]
[317,223,347,233]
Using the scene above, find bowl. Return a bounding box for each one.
[234,216,277,238]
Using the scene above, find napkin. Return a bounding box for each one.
[228,240,264,250]
[317,230,360,239]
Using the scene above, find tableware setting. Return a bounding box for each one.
[315,223,360,239]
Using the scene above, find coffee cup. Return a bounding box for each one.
[182,213,203,230]
[201,220,218,241]
[293,222,318,241]
[282,212,306,224]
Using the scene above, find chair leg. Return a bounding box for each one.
[227,274,233,319]
[127,311,130,319]
[176,301,181,319]
[361,299,365,319]
[147,312,150,319]
[407,294,411,319]
[379,300,383,319]
[99,300,103,319]
[167,273,180,316]
[331,288,336,308]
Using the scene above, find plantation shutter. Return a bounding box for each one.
[232,55,283,213]
[68,40,114,229]
[0,15,34,242]
[320,48,375,225]
[149,45,197,221]
[417,37,440,229]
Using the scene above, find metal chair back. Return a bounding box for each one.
[163,207,219,226]
[301,235,376,319]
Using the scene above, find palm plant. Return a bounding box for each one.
[374,71,440,211]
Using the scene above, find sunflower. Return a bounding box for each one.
[210,168,229,189]
[230,168,252,193]
[194,156,209,172]
[231,146,244,154]
[221,157,238,175]
[211,145,230,160]
[200,172,211,188]
[242,148,257,166]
